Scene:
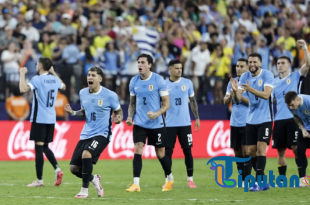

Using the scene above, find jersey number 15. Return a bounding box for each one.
[46,90,55,107]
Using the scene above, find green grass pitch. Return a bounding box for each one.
[0,158,309,205]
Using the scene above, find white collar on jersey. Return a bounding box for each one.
[299,95,304,106]
[89,86,102,95]
[141,72,153,81]
[169,77,181,83]
[40,72,48,76]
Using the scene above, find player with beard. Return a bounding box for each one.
[273,39,310,183]
[235,53,274,191]
[65,66,123,198]
[19,57,66,187]
[224,58,249,187]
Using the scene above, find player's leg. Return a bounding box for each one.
[27,123,46,187]
[288,119,299,175]
[76,136,108,198]
[251,122,272,191]
[244,124,257,183]
[273,120,287,178]
[231,126,244,185]
[126,125,146,192]
[149,128,174,191]
[296,130,309,187]
[44,124,63,186]
[178,126,196,188]
[163,127,178,185]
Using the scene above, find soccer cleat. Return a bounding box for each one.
[75,187,89,198]
[27,180,44,187]
[125,184,141,192]
[299,177,310,187]
[92,174,104,197]
[187,180,197,188]
[54,170,63,186]
[250,182,270,191]
[162,180,174,191]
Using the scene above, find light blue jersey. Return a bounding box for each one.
[238,69,274,125]
[274,70,303,121]
[289,94,310,131]
[165,77,194,127]
[27,73,63,124]
[79,86,120,140]
[129,72,168,129]
[226,77,248,127]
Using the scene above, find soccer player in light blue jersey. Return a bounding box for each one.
[235,53,274,191]
[125,54,174,192]
[19,57,66,187]
[273,39,310,180]
[65,66,123,198]
[285,91,310,187]
[224,58,249,187]
[164,59,200,188]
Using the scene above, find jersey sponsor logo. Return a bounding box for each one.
[98,99,103,107]
[258,79,263,86]
[7,122,69,159]
[286,78,291,84]
[149,85,153,91]
[181,85,186,91]
[305,110,309,115]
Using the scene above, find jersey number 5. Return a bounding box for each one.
[46,90,55,107]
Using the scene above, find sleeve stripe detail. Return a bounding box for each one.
[160,90,169,96]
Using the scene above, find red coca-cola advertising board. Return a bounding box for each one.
[0,120,306,160]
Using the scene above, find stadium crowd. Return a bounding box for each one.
[1,0,310,107]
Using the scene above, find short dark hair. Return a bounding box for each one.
[168,59,182,67]
[237,58,248,64]
[248,53,262,62]
[277,56,291,64]
[88,66,104,78]
[38,57,52,71]
[137,53,153,65]
[13,86,22,96]
[285,91,298,104]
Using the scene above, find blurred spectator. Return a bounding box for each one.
[32,11,46,31]
[208,44,231,104]
[13,23,26,48]
[191,41,211,103]
[5,86,30,121]
[21,19,40,42]
[154,44,174,78]
[0,26,19,53]
[1,41,21,97]
[38,32,55,58]
[257,0,278,17]
[55,90,69,121]
[0,7,18,29]
[57,13,77,38]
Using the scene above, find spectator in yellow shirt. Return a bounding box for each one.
[93,29,113,49]
[277,28,296,57]
[208,45,231,104]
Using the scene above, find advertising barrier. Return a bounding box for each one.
[0,121,307,160]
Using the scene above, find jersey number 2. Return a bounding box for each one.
[46,90,55,107]
[143,97,147,105]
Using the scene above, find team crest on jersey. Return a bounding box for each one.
[181,85,186,91]
[98,99,103,107]
[149,85,153,91]
[286,78,291,84]
[305,110,309,115]
[258,79,263,86]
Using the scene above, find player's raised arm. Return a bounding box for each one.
[298,39,310,77]
[49,66,66,91]
[65,104,85,117]
[19,67,31,93]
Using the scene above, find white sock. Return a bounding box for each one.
[81,187,88,193]
[134,177,140,186]
[38,179,43,184]
[167,173,174,181]
[165,177,167,182]
[55,167,61,173]
[187,176,193,181]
